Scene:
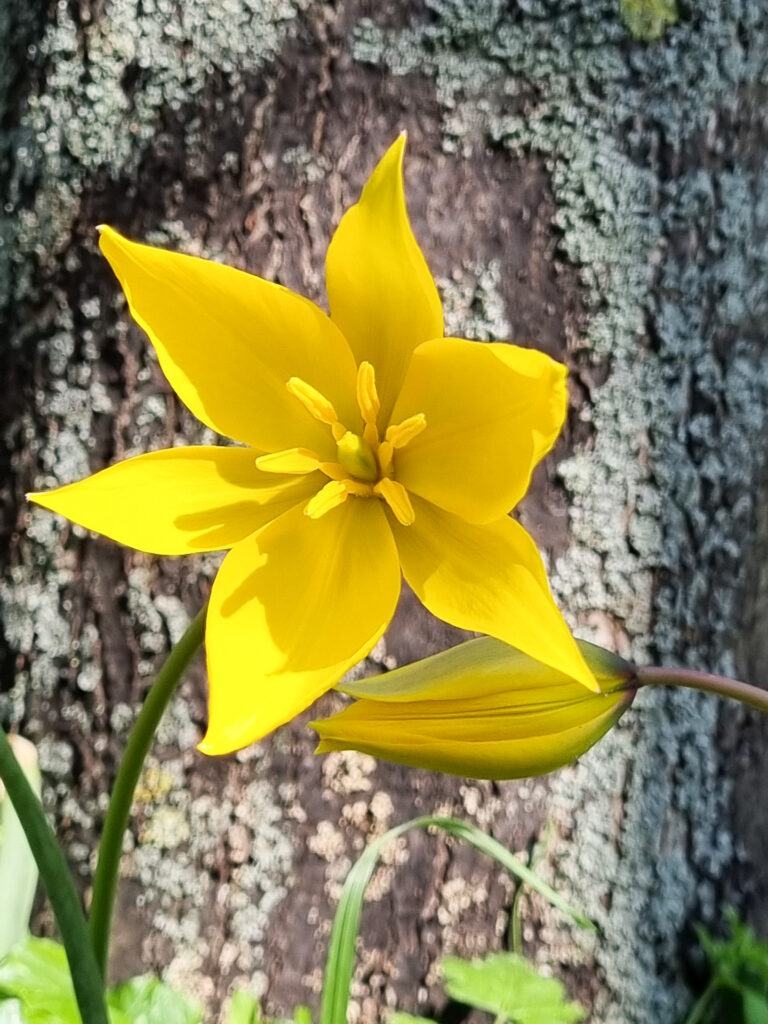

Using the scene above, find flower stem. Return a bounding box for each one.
[0,725,109,1024]
[89,604,207,981]
[635,665,768,715]
[680,977,720,1024]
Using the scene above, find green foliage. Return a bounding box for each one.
[0,937,79,1024]
[441,953,584,1024]
[319,815,592,1024]
[388,953,585,1024]
[0,937,201,1024]
[227,990,263,1024]
[108,977,201,1024]
[684,909,768,1024]
[224,994,312,1024]
[0,739,41,960]
[619,0,679,41]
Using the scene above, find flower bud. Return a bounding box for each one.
[312,638,636,780]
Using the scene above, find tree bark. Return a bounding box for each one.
[1,2,767,1022]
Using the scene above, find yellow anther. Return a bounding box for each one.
[287,377,340,426]
[385,413,427,449]
[356,361,380,446]
[375,478,415,526]
[255,448,319,475]
[305,480,348,519]
[336,431,379,483]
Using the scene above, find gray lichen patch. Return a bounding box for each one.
[351,2,768,1021]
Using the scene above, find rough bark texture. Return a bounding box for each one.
[1,2,768,1022]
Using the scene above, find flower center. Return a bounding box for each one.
[254,361,426,527]
[336,431,379,482]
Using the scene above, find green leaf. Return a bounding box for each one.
[107,976,202,1024]
[697,909,768,993]
[441,953,585,1024]
[292,1007,312,1024]
[619,0,678,41]
[0,937,80,1024]
[0,937,200,1024]
[226,990,262,1024]
[743,988,768,1024]
[319,816,592,1024]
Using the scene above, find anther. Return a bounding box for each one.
[375,478,415,526]
[356,361,380,447]
[385,413,427,449]
[305,480,348,519]
[287,377,340,427]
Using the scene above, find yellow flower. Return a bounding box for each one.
[312,639,636,780]
[29,135,597,755]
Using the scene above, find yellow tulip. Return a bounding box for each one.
[312,639,636,780]
[29,135,596,754]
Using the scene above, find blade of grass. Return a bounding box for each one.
[319,815,593,1024]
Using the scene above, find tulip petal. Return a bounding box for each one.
[28,447,319,554]
[200,498,401,753]
[339,637,633,702]
[313,686,632,780]
[390,339,567,524]
[99,227,359,455]
[390,499,597,691]
[325,135,443,423]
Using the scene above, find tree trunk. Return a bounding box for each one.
[1,2,767,1022]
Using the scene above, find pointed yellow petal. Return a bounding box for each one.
[28,447,319,554]
[325,135,443,423]
[389,498,597,692]
[98,227,359,454]
[317,639,635,779]
[199,499,400,753]
[338,636,634,702]
[313,683,633,780]
[390,339,567,525]
[255,448,320,474]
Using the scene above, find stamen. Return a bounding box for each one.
[385,413,427,449]
[287,377,340,427]
[356,361,380,447]
[255,448,320,474]
[345,479,375,498]
[377,441,394,476]
[375,478,415,526]
[305,480,348,519]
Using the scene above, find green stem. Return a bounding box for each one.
[635,665,768,715]
[680,976,720,1024]
[89,605,206,981]
[0,726,108,1024]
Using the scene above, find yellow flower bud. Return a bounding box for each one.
[312,639,636,780]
